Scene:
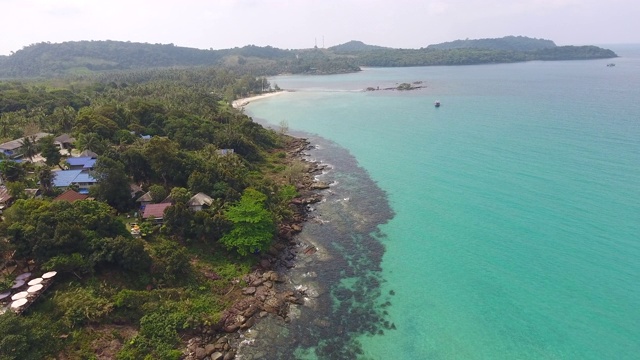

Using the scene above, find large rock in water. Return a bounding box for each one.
[310,181,330,190]
[262,296,285,314]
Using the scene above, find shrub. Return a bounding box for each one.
[150,239,191,284]
[43,253,94,275]
[0,312,62,360]
[53,287,113,328]
[91,236,151,273]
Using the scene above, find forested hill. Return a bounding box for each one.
[427,36,556,51]
[0,36,618,78]
[328,40,390,53]
[0,41,359,78]
[1,41,220,76]
[351,45,617,67]
[331,36,616,66]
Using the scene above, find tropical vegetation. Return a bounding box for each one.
[0,36,617,79]
[0,68,305,359]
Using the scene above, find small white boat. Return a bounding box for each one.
[434,100,441,108]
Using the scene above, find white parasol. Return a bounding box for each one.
[27,278,43,286]
[42,271,57,279]
[10,298,28,309]
[27,284,44,293]
[11,291,28,301]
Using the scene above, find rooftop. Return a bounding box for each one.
[52,170,96,187]
[188,192,213,207]
[0,132,52,151]
[142,203,171,219]
[66,156,96,169]
[53,189,89,203]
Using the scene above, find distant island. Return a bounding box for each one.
[0,36,618,78]
[331,36,617,67]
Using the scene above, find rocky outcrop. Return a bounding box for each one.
[183,138,326,360]
[183,269,306,359]
[365,81,427,91]
[186,336,235,360]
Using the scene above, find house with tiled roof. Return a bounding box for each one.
[142,203,171,223]
[53,189,89,203]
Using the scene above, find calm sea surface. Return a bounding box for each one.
[244,45,640,359]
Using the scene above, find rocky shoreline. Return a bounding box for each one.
[365,80,426,92]
[182,137,327,360]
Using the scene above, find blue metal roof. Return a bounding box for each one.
[53,170,83,187]
[66,157,96,168]
[53,170,96,187]
[73,172,96,184]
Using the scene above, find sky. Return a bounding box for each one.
[1,0,638,55]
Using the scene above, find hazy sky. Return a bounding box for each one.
[1,0,638,55]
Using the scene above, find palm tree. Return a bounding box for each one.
[77,132,103,153]
[37,167,55,196]
[20,135,38,162]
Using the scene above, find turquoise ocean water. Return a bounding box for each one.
[245,45,640,359]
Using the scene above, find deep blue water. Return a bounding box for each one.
[245,45,640,359]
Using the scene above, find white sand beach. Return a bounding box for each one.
[232,91,287,109]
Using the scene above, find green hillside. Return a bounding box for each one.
[427,35,556,51]
[0,41,358,78]
[0,36,618,79]
[328,40,390,53]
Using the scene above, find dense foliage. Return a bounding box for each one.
[220,188,276,256]
[328,40,390,53]
[347,46,617,67]
[0,67,302,359]
[426,35,556,51]
[0,41,360,78]
[0,36,617,79]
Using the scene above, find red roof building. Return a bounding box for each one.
[142,203,171,222]
[53,189,89,203]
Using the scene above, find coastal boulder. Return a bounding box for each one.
[204,344,216,355]
[310,181,330,190]
[262,296,285,314]
[242,287,256,295]
[195,347,207,360]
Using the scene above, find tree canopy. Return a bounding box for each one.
[220,188,275,256]
[0,54,310,359]
[0,37,617,78]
